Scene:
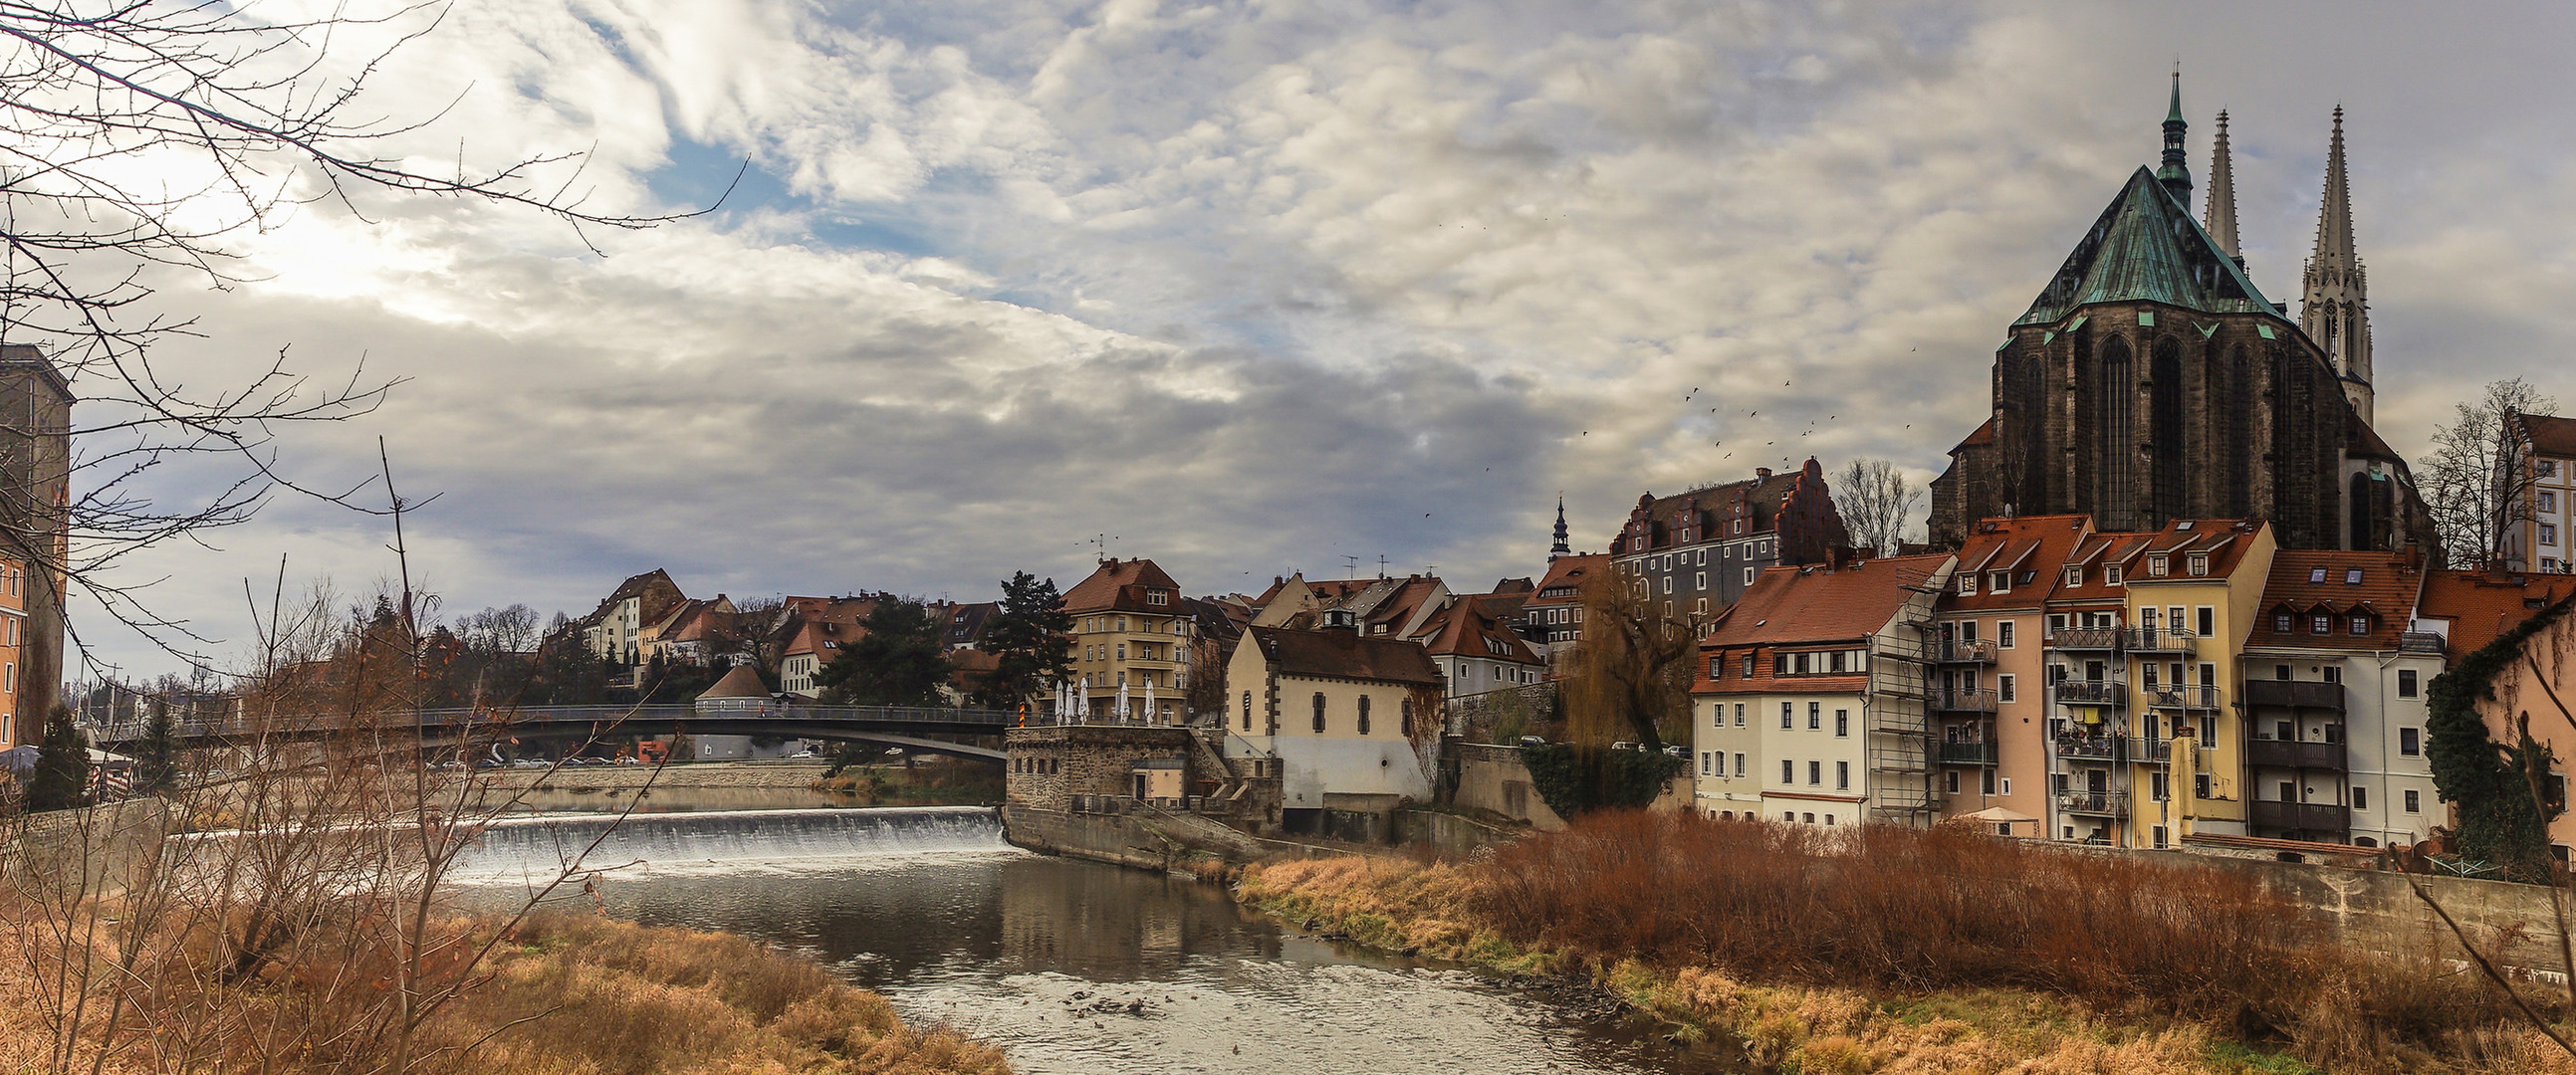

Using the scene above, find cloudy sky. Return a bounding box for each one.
[74,0,2576,676]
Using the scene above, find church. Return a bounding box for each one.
[1928,79,2437,559]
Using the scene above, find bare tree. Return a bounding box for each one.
[2425,377,2558,569]
[1559,564,1709,752]
[1835,458,1921,556]
[0,2,719,670]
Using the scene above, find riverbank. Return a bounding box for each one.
[1229,812,2574,1075]
[0,911,1014,1075]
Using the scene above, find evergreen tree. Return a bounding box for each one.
[974,572,1074,711]
[816,600,951,707]
[134,699,178,793]
[26,706,90,812]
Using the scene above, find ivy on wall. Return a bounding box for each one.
[1522,743,1684,817]
[2426,592,2574,883]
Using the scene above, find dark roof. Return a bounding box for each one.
[2516,413,2576,458]
[1245,626,1445,687]
[1064,558,1185,614]
[945,602,997,646]
[697,664,771,700]
[1413,597,1540,665]
[1529,553,1607,603]
[1614,466,1808,554]
[2017,166,2281,326]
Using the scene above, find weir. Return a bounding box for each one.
[454,806,1008,881]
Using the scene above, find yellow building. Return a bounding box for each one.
[1062,558,1197,724]
[1223,624,1444,815]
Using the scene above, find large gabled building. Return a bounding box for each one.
[1609,459,1850,621]
[2498,413,2576,574]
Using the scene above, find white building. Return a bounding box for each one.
[1223,625,1444,819]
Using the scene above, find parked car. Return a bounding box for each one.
[1517,736,1545,748]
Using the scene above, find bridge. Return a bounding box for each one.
[80,703,1018,761]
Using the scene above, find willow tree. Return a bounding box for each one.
[1523,565,1701,815]
[2427,592,2574,882]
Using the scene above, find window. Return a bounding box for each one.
[2546,525,2561,545]
[2105,565,2123,585]
[1242,691,1253,731]
[2324,665,2341,683]
[1701,752,1712,776]
[2152,825,2169,849]
[1311,693,1326,733]
[2543,492,2559,513]
[2148,554,2168,577]
[1695,571,1707,590]
[2275,613,2293,633]
[2312,614,2332,634]
[2048,613,2068,632]
[1999,777,2011,795]
[1735,704,1747,727]
[2400,728,2421,756]
[1780,703,1793,729]
[2405,789,2421,813]
[1808,702,1821,730]
[1836,760,1850,789]
[2197,606,2215,636]
[2196,773,2211,799]
[2188,553,2209,576]
[1744,566,1756,585]
[2065,566,2083,587]
[1998,674,2016,704]
[1781,759,1794,783]
[1357,696,1372,736]
[1808,760,1822,785]
[1958,574,1978,595]
[2350,615,2370,636]
[1741,654,1757,678]
[1998,621,2015,649]
[1736,752,1747,776]
[2353,785,2368,810]
[1716,752,1727,776]
[1945,770,1961,794]
[1834,710,1849,737]
[2399,669,2419,698]
[1990,571,2008,593]
[2151,771,2169,801]
[2543,459,2562,477]
[1661,576,1672,595]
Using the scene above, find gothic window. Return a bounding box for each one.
[2225,345,2252,518]
[2098,337,2135,528]
[2150,336,2185,525]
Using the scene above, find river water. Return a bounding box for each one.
[454,807,1706,1075]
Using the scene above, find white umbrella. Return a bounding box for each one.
[1117,681,1131,723]
[1144,679,1156,725]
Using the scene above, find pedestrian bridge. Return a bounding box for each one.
[81,703,1015,761]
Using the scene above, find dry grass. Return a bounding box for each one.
[0,908,1011,1075]
[1240,811,2576,1074]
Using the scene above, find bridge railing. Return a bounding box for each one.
[83,702,1014,741]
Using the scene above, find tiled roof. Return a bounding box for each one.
[2113,519,2270,584]
[2244,550,2426,650]
[1528,553,1607,604]
[1945,515,2092,610]
[2016,167,2280,326]
[1614,466,1808,553]
[697,664,770,700]
[1413,597,1540,665]
[1707,553,1952,648]
[1245,626,1445,687]
[2419,570,2576,657]
[1063,558,1185,614]
[2517,413,2576,458]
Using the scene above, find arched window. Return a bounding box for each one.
[1311,693,1326,733]
[2098,336,2135,528]
[1400,699,1415,737]
[2150,336,2184,525]
[1241,691,1253,732]
[1357,696,1372,736]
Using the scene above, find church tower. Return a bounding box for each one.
[2204,110,2240,265]
[2300,108,2374,425]
[1549,496,1571,560]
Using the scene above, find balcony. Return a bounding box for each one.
[2133,737,2172,762]
[2122,627,2197,654]
[2056,789,2130,816]
[1938,742,1999,765]
[2048,627,2121,651]
[2147,685,2224,711]
[2247,738,2349,771]
[2241,679,2345,713]
[1932,687,2000,714]
[2051,680,2127,707]
[2055,735,2124,761]
[2248,798,2349,833]
[1935,639,1998,664]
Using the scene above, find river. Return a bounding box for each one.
[454,806,1707,1075]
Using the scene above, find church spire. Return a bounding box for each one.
[2300,107,2374,424]
[2156,68,2193,201]
[2204,109,2240,266]
[1550,495,1571,560]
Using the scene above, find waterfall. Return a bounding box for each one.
[452,806,1007,882]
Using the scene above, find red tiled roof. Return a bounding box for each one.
[1063,558,1185,614]
[1245,626,1445,687]
[1707,553,1952,648]
[1413,596,1540,665]
[1956,417,1996,449]
[2420,570,2576,657]
[1945,515,2092,610]
[697,664,770,700]
[2244,550,2426,650]
[2517,413,2576,458]
[1527,553,1607,605]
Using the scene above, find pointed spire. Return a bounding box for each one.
[2157,67,2193,200]
[2204,109,2240,264]
[2301,106,2373,425]
[1550,495,1571,560]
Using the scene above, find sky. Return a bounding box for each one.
[71,0,2576,678]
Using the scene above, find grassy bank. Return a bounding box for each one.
[0,911,1012,1075]
[1237,811,2570,1074]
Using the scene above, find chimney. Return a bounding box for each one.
[1756,467,1772,479]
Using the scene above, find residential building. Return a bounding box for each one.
[2045,520,2276,849]
[580,569,686,666]
[1610,459,1851,620]
[1930,516,2095,834]
[1692,553,1954,827]
[777,594,886,698]
[1412,596,1544,699]
[0,349,67,728]
[2416,569,2576,859]
[2498,413,2576,573]
[0,555,25,747]
[1930,86,2436,558]
[1063,558,1197,723]
[944,602,999,651]
[1515,553,1604,659]
[642,595,738,667]
[2238,549,2441,848]
[1224,625,1444,817]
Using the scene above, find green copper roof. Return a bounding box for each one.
[2015,165,2280,327]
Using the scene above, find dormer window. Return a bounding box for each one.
[2105,565,2123,586]
[2065,566,2084,587]
[2274,612,2292,633]
[2147,554,2169,577]
[1958,574,1978,596]
[1989,572,2008,593]
[2187,554,2209,577]
[2350,615,2370,636]
[1147,589,1169,605]
[2311,614,2331,634]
